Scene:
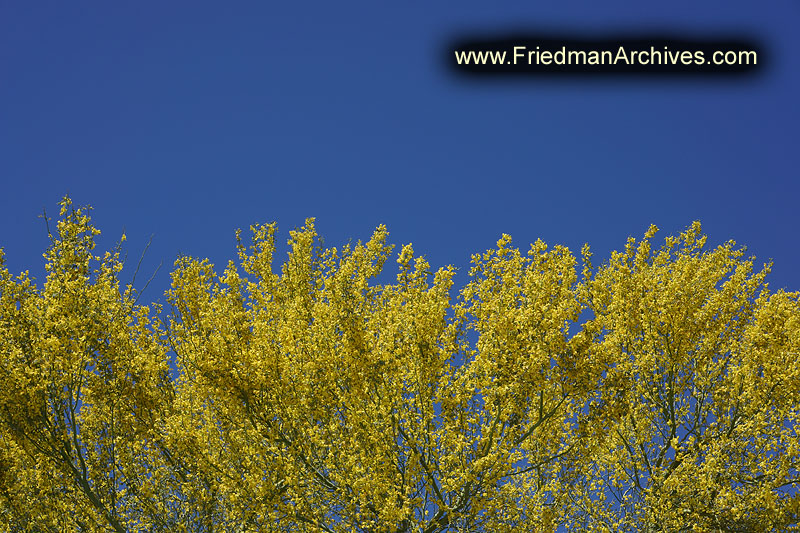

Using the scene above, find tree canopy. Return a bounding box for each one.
[1,198,798,532]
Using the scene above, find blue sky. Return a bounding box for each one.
[2,0,798,298]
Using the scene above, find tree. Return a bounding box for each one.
[566,223,800,532]
[0,199,172,532]
[1,199,798,532]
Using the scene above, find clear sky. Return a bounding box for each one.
[2,1,798,298]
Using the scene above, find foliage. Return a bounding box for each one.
[1,199,798,532]
[567,224,800,532]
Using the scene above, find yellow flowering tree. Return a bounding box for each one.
[0,199,174,531]
[164,221,585,532]
[568,223,800,531]
[1,199,798,532]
